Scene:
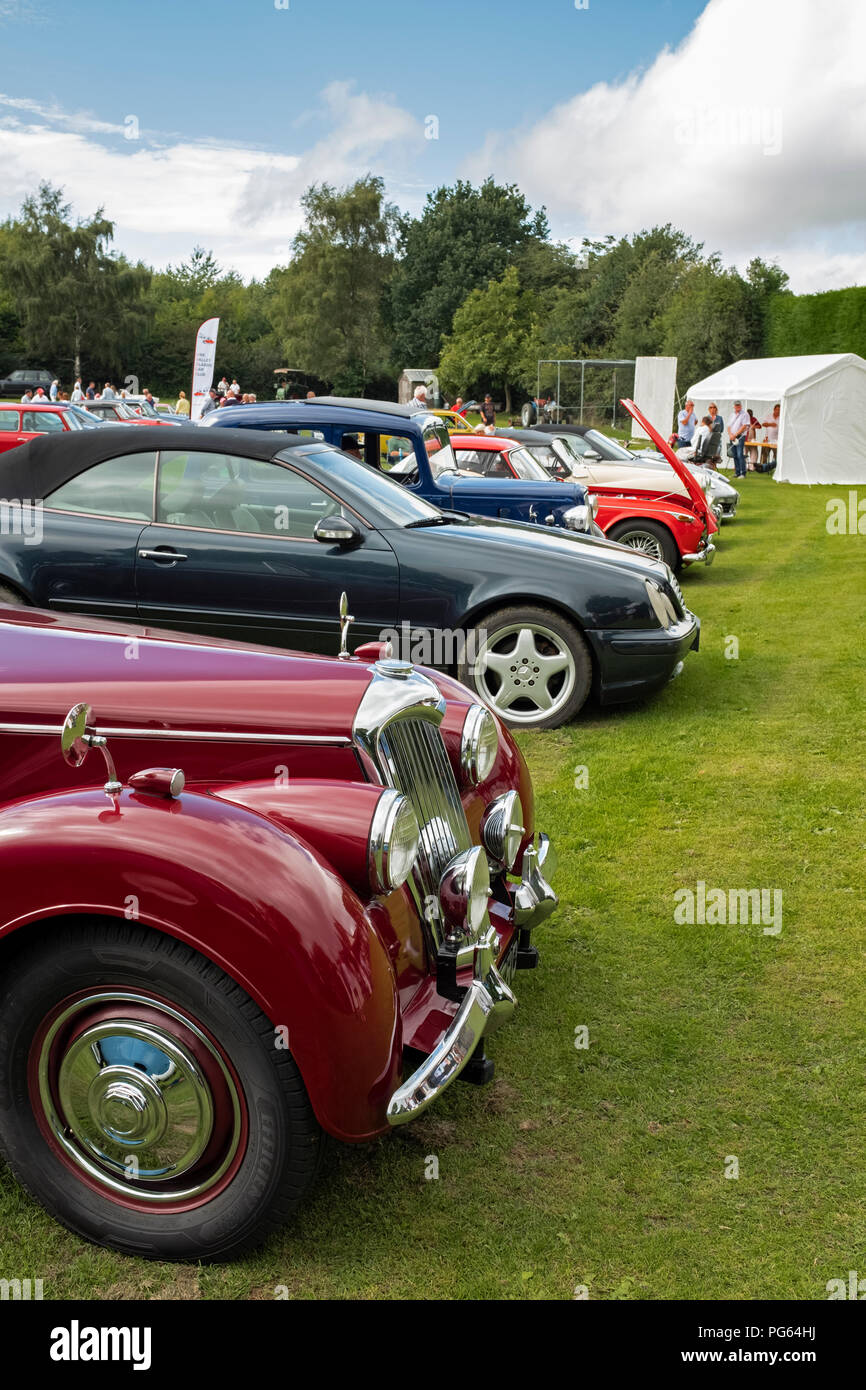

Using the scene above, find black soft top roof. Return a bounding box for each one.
[0,425,305,501]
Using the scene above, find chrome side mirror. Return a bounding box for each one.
[61,702,92,768]
[61,703,122,798]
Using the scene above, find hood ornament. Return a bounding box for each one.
[338,591,354,660]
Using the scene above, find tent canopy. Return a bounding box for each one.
[686,353,866,484]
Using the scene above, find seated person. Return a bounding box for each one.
[686,416,714,463]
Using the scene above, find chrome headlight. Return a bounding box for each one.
[481,790,525,870]
[460,704,498,784]
[562,503,592,532]
[644,579,678,630]
[439,845,490,938]
[369,789,420,892]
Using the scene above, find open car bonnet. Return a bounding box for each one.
[621,398,711,527]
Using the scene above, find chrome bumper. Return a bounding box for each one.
[386,833,557,1126]
[682,541,716,565]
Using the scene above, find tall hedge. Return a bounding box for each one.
[765,286,866,359]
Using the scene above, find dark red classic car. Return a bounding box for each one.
[0,605,556,1261]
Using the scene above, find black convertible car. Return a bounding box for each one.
[0,426,699,729]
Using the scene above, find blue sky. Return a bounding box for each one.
[1,0,864,291]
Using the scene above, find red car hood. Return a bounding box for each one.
[621,398,711,528]
[0,608,376,742]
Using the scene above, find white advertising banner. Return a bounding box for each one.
[190,317,220,421]
[631,356,678,442]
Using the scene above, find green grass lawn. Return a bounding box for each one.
[1,473,864,1300]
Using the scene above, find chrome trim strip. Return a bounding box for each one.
[0,722,351,746]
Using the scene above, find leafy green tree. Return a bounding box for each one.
[4,183,150,383]
[270,176,399,395]
[438,266,546,413]
[660,259,756,389]
[389,180,549,363]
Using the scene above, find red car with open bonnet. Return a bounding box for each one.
[452,399,719,572]
[0,604,556,1261]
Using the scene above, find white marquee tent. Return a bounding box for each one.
[686,354,866,485]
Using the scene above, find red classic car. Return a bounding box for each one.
[452,405,719,572]
[0,604,556,1261]
[0,401,97,454]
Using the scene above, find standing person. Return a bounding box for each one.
[453,396,465,416]
[71,378,83,402]
[200,389,218,417]
[229,378,240,397]
[20,388,33,404]
[480,393,496,428]
[761,403,781,469]
[217,374,229,396]
[175,390,190,416]
[49,378,59,401]
[33,387,49,404]
[671,399,697,448]
[409,384,428,412]
[102,382,116,400]
[727,400,750,479]
[85,381,96,400]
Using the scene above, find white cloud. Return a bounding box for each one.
[0,83,422,279]
[472,0,866,292]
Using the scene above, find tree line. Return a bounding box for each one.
[0,176,791,407]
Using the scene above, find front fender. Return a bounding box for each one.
[0,786,402,1141]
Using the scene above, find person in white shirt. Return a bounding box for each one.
[688,416,713,460]
[727,400,750,478]
[409,385,428,412]
[101,382,116,400]
[20,389,33,403]
[33,388,49,404]
[761,403,781,469]
[71,379,83,402]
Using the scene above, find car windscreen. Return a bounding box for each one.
[65,405,103,429]
[514,446,561,479]
[278,443,445,527]
[421,420,458,479]
[584,429,637,462]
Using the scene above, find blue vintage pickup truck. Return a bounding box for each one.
[199,398,600,534]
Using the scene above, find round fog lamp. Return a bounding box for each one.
[460,704,498,785]
[369,790,419,892]
[439,846,491,938]
[481,790,525,870]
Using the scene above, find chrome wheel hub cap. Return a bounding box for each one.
[474,623,575,723]
[38,992,242,1202]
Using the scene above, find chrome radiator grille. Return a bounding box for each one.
[377,715,472,902]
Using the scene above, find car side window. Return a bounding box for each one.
[21,411,64,433]
[486,453,512,477]
[47,452,157,520]
[454,449,485,473]
[157,451,343,539]
[0,410,19,431]
[379,434,414,472]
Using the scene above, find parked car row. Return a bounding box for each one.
[0,392,723,1262]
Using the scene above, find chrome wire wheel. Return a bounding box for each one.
[473,622,576,724]
[616,527,666,561]
[34,990,245,1209]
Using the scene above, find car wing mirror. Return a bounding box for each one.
[61,702,122,798]
[314,514,362,546]
[583,449,601,461]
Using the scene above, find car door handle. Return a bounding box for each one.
[138,548,188,562]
